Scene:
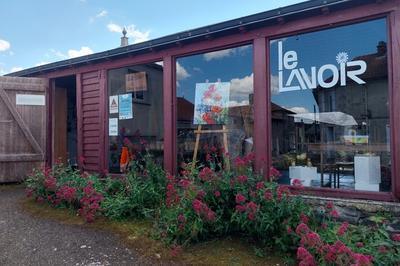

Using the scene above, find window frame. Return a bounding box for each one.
[265,14,398,201]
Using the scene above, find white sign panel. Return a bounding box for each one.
[109,118,118,136]
[16,94,45,106]
[109,95,118,114]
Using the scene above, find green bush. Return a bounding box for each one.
[155,153,312,253]
[101,154,166,220]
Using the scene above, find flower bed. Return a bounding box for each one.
[25,153,400,265]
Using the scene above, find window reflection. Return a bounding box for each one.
[108,62,163,173]
[176,45,254,171]
[270,18,391,192]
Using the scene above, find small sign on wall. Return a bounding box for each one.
[16,94,45,106]
[109,95,119,114]
[109,118,118,136]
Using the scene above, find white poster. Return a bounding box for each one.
[109,118,118,136]
[16,94,45,106]
[109,95,118,114]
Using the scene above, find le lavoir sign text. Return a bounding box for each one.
[277,40,367,92]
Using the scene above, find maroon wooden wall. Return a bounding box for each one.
[76,70,106,173]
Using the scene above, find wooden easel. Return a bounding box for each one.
[192,124,230,170]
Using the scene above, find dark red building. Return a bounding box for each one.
[6,0,400,202]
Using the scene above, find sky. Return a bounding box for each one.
[0,0,306,76]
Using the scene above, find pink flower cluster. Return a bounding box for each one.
[392,233,400,241]
[233,152,255,168]
[235,193,258,221]
[192,199,216,222]
[264,189,273,200]
[78,181,103,223]
[295,222,374,266]
[199,167,214,182]
[178,178,191,189]
[337,221,349,236]
[44,176,57,191]
[56,185,76,202]
[297,247,317,266]
[177,214,186,231]
[166,174,179,207]
[237,175,248,183]
[269,167,282,179]
[277,185,291,200]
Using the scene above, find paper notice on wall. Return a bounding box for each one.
[109,95,119,114]
[126,72,147,92]
[119,93,133,119]
[109,118,118,136]
[16,94,45,106]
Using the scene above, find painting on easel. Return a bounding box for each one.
[193,82,230,125]
[192,82,231,170]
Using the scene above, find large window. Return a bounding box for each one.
[269,18,391,192]
[108,62,163,173]
[176,45,253,171]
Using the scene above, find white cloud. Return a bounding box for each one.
[107,23,121,33]
[35,61,49,67]
[230,73,253,95]
[0,66,6,76]
[107,23,150,44]
[10,66,23,72]
[90,10,108,23]
[49,49,67,59]
[96,10,107,18]
[288,107,309,114]
[203,49,234,61]
[229,73,253,103]
[0,39,11,52]
[270,75,280,95]
[67,46,93,58]
[176,62,190,80]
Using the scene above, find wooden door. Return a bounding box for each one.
[53,87,67,164]
[0,76,47,183]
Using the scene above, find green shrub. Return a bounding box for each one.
[101,154,166,220]
[156,153,312,253]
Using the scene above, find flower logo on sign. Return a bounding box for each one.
[336,52,349,65]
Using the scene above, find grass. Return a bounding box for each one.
[20,198,286,265]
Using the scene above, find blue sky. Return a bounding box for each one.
[0,0,305,75]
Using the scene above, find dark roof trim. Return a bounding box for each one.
[7,0,370,77]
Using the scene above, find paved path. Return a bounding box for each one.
[0,186,148,266]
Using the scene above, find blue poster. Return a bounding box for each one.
[119,93,133,119]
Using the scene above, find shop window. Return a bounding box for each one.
[108,62,163,173]
[176,45,254,171]
[269,18,391,192]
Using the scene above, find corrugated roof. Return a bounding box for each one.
[7,0,371,77]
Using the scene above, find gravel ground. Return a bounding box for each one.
[0,186,149,266]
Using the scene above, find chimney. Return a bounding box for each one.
[120,27,129,47]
